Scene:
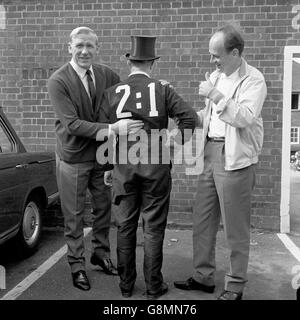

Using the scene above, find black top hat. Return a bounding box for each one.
[125,36,160,61]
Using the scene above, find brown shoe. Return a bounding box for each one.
[90,255,118,276]
[217,290,243,300]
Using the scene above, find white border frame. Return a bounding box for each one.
[281,46,300,233]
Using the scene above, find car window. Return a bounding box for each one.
[0,123,14,153]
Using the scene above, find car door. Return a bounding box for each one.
[0,120,24,240]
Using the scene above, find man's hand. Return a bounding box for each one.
[111,119,144,135]
[198,72,214,97]
[173,117,180,126]
[104,170,113,187]
[199,72,224,105]
[159,79,174,88]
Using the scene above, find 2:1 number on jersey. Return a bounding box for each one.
[116,82,158,119]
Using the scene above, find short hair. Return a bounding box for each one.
[217,25,244,56]
[129,60,155,67]
[69,26,98,44]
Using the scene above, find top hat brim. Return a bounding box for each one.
[125,53,160,61]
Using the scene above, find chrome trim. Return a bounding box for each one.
[47,192,59,206]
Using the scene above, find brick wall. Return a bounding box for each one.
[1,0,300,230]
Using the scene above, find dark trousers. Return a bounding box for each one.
[56,155,112,273]
[113,164,171,292]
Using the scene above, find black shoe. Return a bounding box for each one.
[121,288,134,298]
[174,277,215,293]
[217,290,243,300]
[72,270,90,291]
[90,255,118,276]
[146,282,168,300]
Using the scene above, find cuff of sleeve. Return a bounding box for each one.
[196,111,203,127]
[208,87,224,105]
[215,98,227,114]
[96,127,110,141]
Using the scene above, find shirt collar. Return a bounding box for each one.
[69,59,94,80]
[220,66,240,81]
[128,70,150,78]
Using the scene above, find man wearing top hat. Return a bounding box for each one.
[99,36,198,299]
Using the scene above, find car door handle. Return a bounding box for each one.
[16,164,29,169]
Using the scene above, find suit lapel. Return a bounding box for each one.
[67,63,93,109]
[93,65,105,114]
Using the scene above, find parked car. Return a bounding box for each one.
[291,150,300,171]
[0,106,59,256]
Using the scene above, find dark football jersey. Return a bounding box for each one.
[102,73,197,130]
[100,72,198,165]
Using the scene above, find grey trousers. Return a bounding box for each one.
[56,155,112,273]
[192,140,255,293]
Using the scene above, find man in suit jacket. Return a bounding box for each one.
[48,26,143,291]
[100,36,198,299]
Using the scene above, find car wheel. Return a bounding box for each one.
[15,196,43,256]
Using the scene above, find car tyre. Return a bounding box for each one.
[15,196,43,256]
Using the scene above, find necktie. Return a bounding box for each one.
[86,69,96,110]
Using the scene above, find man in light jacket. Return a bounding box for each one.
[174,24,267,300]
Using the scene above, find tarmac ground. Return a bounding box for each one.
[3,226,298,301]
[1,224,299,319]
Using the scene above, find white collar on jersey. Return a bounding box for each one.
[128,70,150,78]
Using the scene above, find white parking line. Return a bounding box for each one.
[277,233,300,263]
[0,227,92,300]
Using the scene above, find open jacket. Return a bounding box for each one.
[197,58,267,170]
[48,62,120,163]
